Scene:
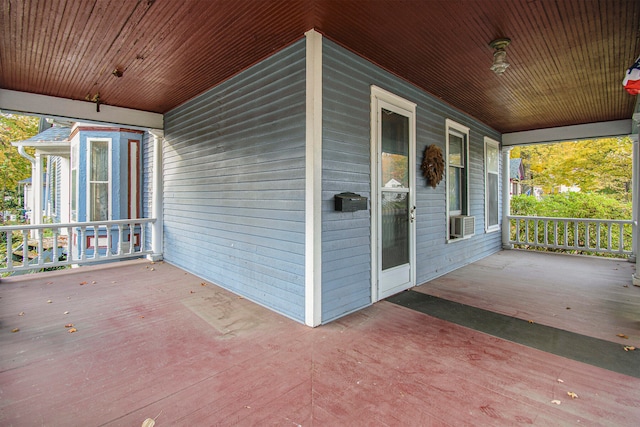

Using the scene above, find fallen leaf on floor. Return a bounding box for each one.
[79,281,87,285]
[623,285,629,288]
[47,300,52,303]
[528,320,535,324]
[624,346,636,351]
[551,400,561,405]
[68,328,77,333]
[567,392,578,399]
[64,311,69,315]
[46,281,53,285]
[616,334,629,339]
[190,290,195,294]
[141,410,162,427]
[566,307,571,310]
[11,328,20,333]
[19,312,25,316]
[557,379,564,383]
[65,323,74,328]
[150,268,155,271]
[91,281,96,284]
[201,282,207,286]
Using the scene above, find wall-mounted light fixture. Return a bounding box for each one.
[489,38,511,75]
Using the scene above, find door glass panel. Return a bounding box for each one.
[381,192,409,270]
[381,109,409,188]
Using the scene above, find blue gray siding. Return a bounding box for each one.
[163,41,307,322]
[321,40,502,322]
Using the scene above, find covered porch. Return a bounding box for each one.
[1,250,638,426]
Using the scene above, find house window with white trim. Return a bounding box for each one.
[446,119,470,239]
[88,139,111,221]
[485,137,500,232]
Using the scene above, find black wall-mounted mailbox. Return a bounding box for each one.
[334,192,368,212]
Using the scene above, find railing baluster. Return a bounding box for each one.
[21,230,29,268]
[52,228,59,266]
[118,224,124,255]
[105,225,112,258]
[619,222,624,253]
[80,226,87,261]
[140,222,146,253]
[6,230,13,270]
[129,223,134,254]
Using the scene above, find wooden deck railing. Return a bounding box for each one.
[0,219,155,275]
[507,215,633,256]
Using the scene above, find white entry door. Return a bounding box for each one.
[371,86,416,300]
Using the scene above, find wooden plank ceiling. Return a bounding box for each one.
[1,0,639,133]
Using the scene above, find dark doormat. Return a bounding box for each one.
[387,290,639,378]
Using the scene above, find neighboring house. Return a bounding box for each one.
[13,123,146,257]
[510,158,525,195]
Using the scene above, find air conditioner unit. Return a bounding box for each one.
[451,215,475,238]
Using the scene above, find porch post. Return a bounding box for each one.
[148,129,164,262]
[631,112,640,285]
[304,29,323,327]
[32,152,43,238]
[501,146,512,249]
[631,133,638,263]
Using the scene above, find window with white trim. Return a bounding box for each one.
[88,139,111,221]
[445,119,470,239]
[485,137,500,232]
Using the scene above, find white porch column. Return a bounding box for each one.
[32,153,43,238]
[501,146,513,249]
[631,133,638,263]
[58,157,71,227]
[148,129,164,262]
[631,111,640,285]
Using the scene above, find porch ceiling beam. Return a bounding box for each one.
[502,119,632,146]
[0,89,163,130]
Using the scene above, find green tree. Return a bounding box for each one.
[511,137,632,201]
[0,113,39,218]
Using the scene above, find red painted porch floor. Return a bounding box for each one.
[1,252,639,426]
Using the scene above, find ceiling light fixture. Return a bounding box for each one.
[489,38,511,75]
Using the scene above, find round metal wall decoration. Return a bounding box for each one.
[420,144,444,188]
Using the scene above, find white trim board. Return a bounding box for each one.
[0,89,163,130]
[502,120,632,146]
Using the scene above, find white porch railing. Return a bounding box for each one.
[507,215,633,256]
[0,219,155,275]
